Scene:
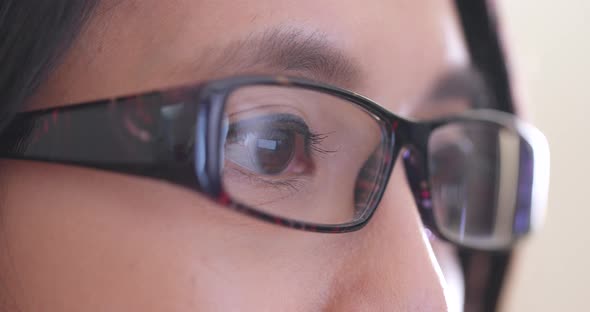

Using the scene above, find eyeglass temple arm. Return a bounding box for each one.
[0,97,200,190]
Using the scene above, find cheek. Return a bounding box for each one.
[0,158,455,311]
[0,160,350,310]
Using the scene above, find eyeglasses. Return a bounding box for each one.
[0,75,549,250]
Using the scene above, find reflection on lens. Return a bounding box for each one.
[225,114,310,176]
[221,85,389,225]
[428,120,538,249]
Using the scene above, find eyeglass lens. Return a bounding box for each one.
[221,85,390,225]
[428,120,537,248]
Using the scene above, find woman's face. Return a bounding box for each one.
[0,0,471,310]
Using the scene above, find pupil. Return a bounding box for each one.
[251,130,295,175]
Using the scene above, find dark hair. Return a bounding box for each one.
[0,0,98,132]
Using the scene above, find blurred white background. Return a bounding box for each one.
[499,1,590,311]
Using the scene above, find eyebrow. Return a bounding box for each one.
[206,27,364,88]
[200,27,489,112]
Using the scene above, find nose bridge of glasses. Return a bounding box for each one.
[391,116,433,150]
[401,145,438,234]
[393,119,438,233]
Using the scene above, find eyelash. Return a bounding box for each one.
[306,131,336,156]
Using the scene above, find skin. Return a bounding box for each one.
[0,0,471,310]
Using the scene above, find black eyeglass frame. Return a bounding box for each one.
[0,75,548,251]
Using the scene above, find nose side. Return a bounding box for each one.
[321,166,450,311]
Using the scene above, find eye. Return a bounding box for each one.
[240,128,296,175]
[224,113,316,177]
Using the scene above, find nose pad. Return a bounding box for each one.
[402,147,436,231]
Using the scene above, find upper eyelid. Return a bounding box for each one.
[228,113,311,134]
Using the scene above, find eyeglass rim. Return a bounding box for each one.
[193,75,399,233]
[408,109,550,250]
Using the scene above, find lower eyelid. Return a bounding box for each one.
[223,163,310,196]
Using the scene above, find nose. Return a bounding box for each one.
[323,166,450,311]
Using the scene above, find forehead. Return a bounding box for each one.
[30,0,467,112]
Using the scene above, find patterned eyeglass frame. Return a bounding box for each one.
[0,74,548,252]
